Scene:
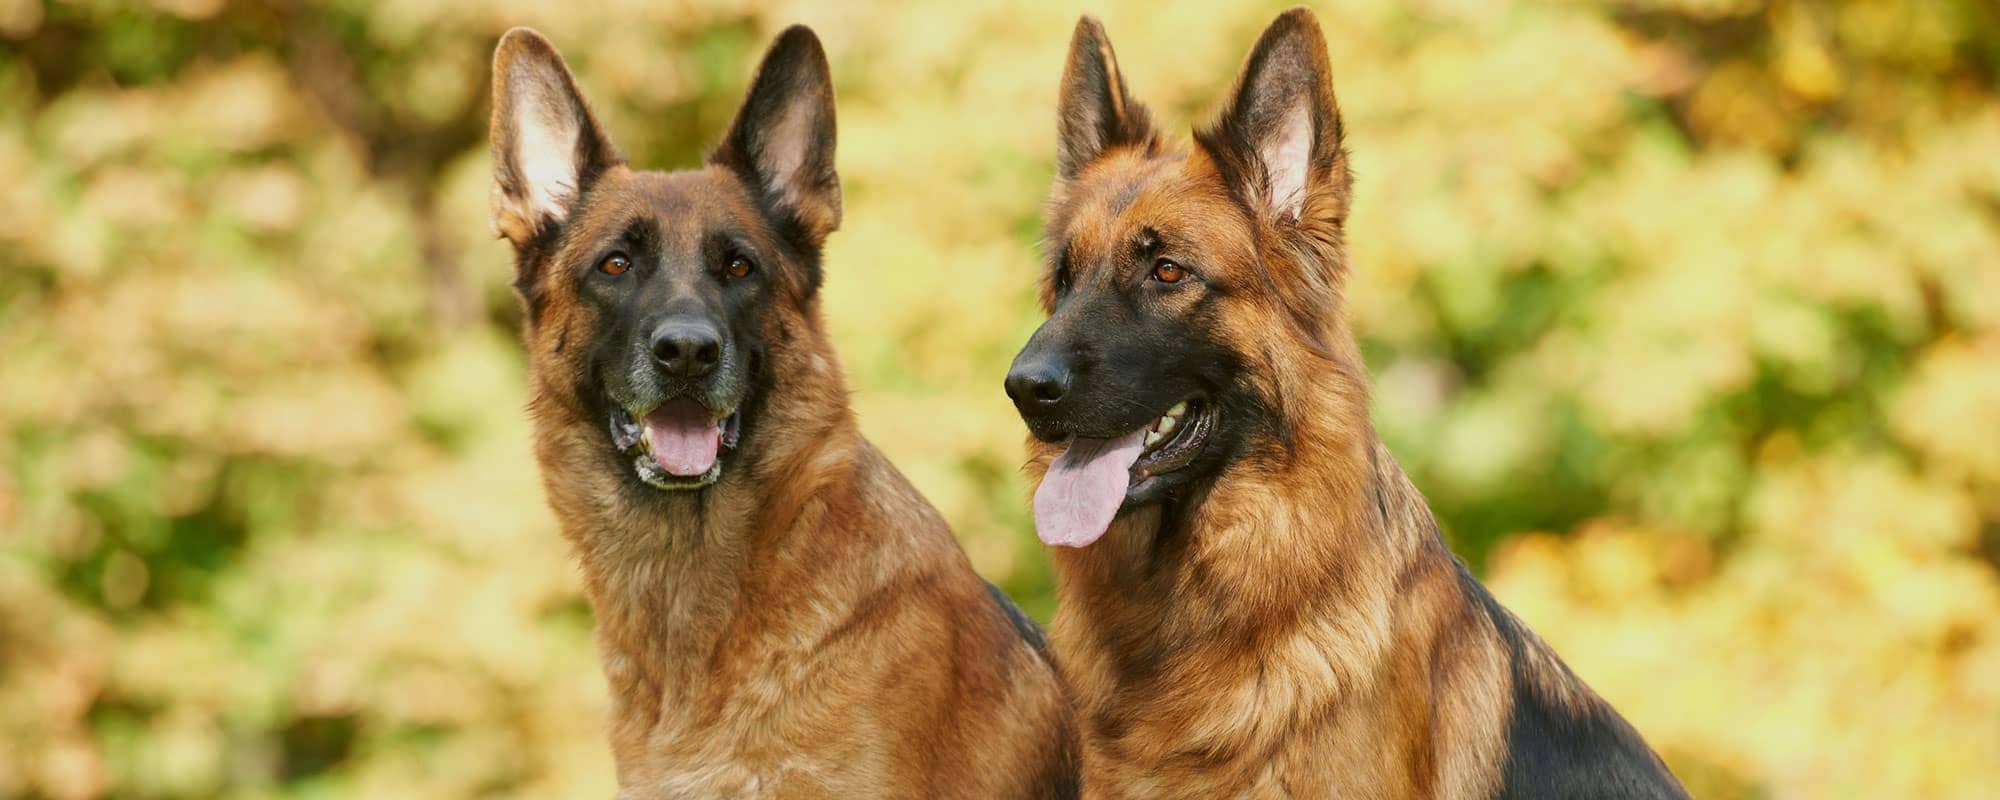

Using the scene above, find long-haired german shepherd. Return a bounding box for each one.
[1004,9,1690,799]
[489,26,1075,798]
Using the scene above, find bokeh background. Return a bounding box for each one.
[3,0,1998,797]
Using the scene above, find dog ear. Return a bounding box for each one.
[489,28,624,249]
[1196,8,1349,227]
[710,25,841,248]
[1055,16,1158,180]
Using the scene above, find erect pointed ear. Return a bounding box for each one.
[489,28,624,248]
[1056,16,1158,180]
[1195,8,1349,226]
[709,25,840,248]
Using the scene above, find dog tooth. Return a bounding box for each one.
[1156,415,1177,435]
[1168,401,1188,417]
[1145,430,1164,447]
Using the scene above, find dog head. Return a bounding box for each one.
[1007,9,1355,547]
[491,26,839,494]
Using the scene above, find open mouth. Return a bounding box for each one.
[1033,398,1213,548]
[608,398,741,490]
[1131,399,1211,489]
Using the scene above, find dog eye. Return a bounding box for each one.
[598,252,631,276]
[1150,258,1189,284]
[725,255,755,279]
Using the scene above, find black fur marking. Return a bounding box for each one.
[1012,238,1267,520]
[983,580,1052,662]
[1460,567,1691,799]
[1051,246,1075,299]
[619,217,666,267]
[510,226,565,325]
[1131,226,1162,261]
[754,201,827,296]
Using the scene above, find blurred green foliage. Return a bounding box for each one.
[1,0,1997,797]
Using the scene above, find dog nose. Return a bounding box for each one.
[651,320,722,378]
[1005,355,1071,417]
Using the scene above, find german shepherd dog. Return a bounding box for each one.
[1004,10,1690,799]
[489,27,1076,798]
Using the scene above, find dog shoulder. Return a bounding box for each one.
[1464,576,1690,800]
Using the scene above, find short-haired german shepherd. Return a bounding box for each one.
[490,26,1075,798]
[1004,9,1690,799]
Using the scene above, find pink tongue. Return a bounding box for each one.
[1033,430,1147,548]
[643,400,719,477]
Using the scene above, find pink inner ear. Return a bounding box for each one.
[1260,103,1313,221]
[762,104,813,206]
[494,61,586,241]
[514,112,579,221]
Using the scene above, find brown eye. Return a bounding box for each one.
[1151,258,1189,284]
[725,255,755,279]
[598,253,630,276]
